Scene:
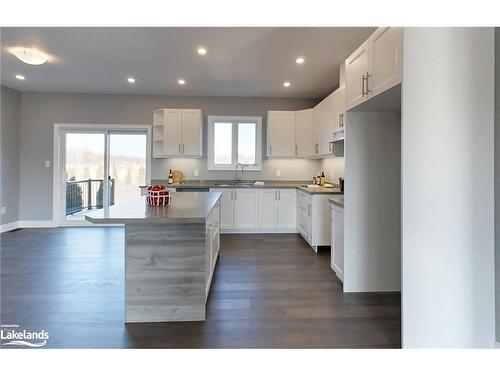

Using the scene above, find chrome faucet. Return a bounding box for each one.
[235,163,246,183]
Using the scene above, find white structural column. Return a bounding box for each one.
[402,28,495,348]
[495,28,500,346]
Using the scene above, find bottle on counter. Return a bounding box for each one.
[317,172,321,185]
[312,176,317,185]
[319,172,325,186]
[168,169,173,185]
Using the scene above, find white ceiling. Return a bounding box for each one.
[1,27,375,98]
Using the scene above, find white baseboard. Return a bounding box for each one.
[1,220,57,233]
[220,229,298,234]
[0,221,20,233]
[18,220,57,228]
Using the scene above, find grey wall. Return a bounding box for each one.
[402,28,495,348]
[344,112,401,293]
[18,92,320,221]
[496,28,500,344]
[1,86,21,225]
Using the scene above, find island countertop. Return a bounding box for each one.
[85,191,222,224]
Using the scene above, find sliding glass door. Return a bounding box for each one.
[58,125,150,224]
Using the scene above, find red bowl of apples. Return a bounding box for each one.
[146,185,171,206]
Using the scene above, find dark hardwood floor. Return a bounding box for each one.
[0,228,400,348]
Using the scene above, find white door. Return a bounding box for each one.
[211,189,234,230]
[368,27,403,97]
[181,109,202,156]
[258,189,278,229]
[345,39,370,110]
[233,189,258,229]
[295,109,313,157]
[164,109,182,156]
[277,189,297,230]
[267,111,296,157]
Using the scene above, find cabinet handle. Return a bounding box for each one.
[234,190,237,201]
[182,144,185,154]
[338,114,341,127]
[340,113,344,128]
[366,72,371,94]
[308,204,311,216]
[295,145,298,155]
[269,145,272,155]
[178,144,181,154]
[274,191,277,200]
[278,190,281,200]
[362,74,367,97]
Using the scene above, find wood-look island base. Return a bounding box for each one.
[86,192,221,323]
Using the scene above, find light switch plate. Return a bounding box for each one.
[194,169,199,177]
[45,160,51,168]
[0,207,6,215]
[276,169,281,177]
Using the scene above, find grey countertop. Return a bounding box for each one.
[329,196,344,208]
[141,180,342,195]
[85,192,222,224]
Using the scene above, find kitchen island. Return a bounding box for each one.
[85,192,221,323]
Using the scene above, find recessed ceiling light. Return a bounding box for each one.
[296,56,305,64]
[178,79,186,85]
[9,47,49,65]
[127,77,136,83]
[15,74,25,80]
[283,81,291,87]
[197,47,207,55]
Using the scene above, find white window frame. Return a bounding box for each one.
[207,115,262,171]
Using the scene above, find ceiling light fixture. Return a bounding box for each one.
[296,56,305,64]
[127,77,136,83]
[283,81,291,87]
[15,74,25,80]
[178,79,186,85]
[197,47,207,55]
[9,47,49,65]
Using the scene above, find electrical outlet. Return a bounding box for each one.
[45,160,51,168]
[0,207,6,215]
[276,169,281,177]
[194,169,199,177]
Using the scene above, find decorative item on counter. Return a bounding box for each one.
[320,172,326,186]
[146,185,171,206]
[168,169,173,185]
[171,170,184,184]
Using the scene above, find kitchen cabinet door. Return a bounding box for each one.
[277,189,297,230]
[295,109,313,157]
[181,109,202,157]
[211,189,234,230]
[163,109,183,156]
[258,189,278,229]
[267,111,296,157]
[368,27,403,98]
[321,93,336,155]
[345,39,369,110]
[330,205,344,281]
[233,189,258,229]
[312,103,323,156]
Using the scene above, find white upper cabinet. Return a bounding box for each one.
[152,108,203,158]
[267,111,296,157]
[345,39,370,110]
[295,109,313,157]
[345,27,403,110]
[368,27,403,97]
[312,103,323,156]
[181,109,203,157]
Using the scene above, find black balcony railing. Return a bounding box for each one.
[65,178,115,216]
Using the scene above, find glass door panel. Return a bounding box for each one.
[64,132,105,221]
[108,133,147,206]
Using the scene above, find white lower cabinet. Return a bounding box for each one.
[210,188,258,231]
[210,188,296,233]
[330,203,344,282]
[297,190,337,251]
[205,201,220,299]
[257,189,297,231]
